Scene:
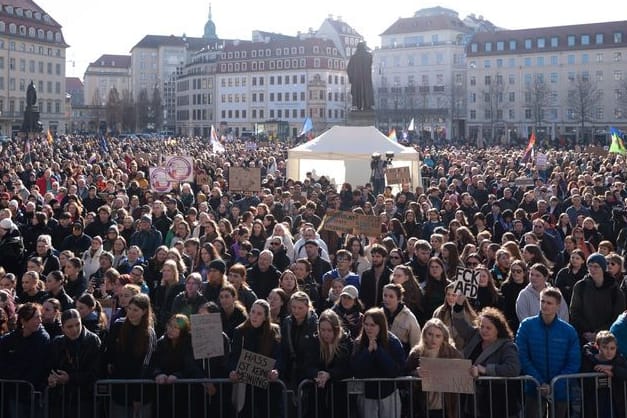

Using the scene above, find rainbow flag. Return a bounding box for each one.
[609,127,627,155]
[388,128,397,142]
[46,129,53,145]
[521,132,536,163]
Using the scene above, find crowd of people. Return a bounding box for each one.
[1,134,627,417]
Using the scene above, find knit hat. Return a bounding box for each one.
[586,253,607,271]
[208,259,226,274]
[140,214,152,224]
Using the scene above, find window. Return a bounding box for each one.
[524,39,532,49]
[614,52,622,62]
[550,37,559,47]
[509,40,517,50]
[484,60,491,68]
[551,55,558,65]
[596,53,603,63]
[496,59,503,68]
[524,57,531,67]
[596,33,604,44]
[509,92,515,102]
[582,54,589,64]
[581,35,590,45]
[567,55,575,65]
[537,57,544,66]
[485,42,492,52]
[525,109,532,119]
[537,38,545,48]
[496,41,504,51]
[550,73,558,83]
[614,32,623,43]
[614,71,623,81]
[567,35,576,46]
[596,71,603,82]
[484,75,491,85]
[470,110,476,120]
[470,43,478,53]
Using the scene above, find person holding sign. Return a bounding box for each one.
[405,318,462,418]
[452,300,521,418]
[228,299,281,418]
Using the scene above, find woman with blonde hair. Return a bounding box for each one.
[406,318,462,418]
[153,259,184,335]
[433,282,477,350]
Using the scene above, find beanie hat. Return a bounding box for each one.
[586,253,607,271]
[208,259,226,274]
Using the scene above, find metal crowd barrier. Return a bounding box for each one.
[296,375,543,418]
[92,378,288,418]
[0,380,41,418]
[550,372,627,418]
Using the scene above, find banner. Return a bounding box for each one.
[355,214,382,236]
[236,349,276,389]
[229,167,262,192]
[149,167,172,193]
[420,358,474,394]
[190,313,224,359]
[385,166,411,185]
[452,267,479,299]
[165,155,194,183]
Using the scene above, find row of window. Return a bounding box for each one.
[222,45,339,60]
[470,51,623,69]
[0,21,62,43]
[467,107,623,120]
[2,6,50,23]
[220,58,345,73]
[1,57,62,75]
[467,70,624,88]
[471,32,624,53]
[0,39,63,57]
[0,98,61,114]
[0,76,62,95]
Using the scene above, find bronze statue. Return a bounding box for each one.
[22,80,42,133]
[26,81,37,107]
[347,42,374,111]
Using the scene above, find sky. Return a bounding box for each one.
[39,0,627,79]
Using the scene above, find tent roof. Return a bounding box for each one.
[289,126,418,158]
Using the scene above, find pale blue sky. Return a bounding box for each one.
[39,0,626,79]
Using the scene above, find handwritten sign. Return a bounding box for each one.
[320,210,381,236]
[385,166,411,185]
[420,357,474,394]
[535,152,547,170]
[236,349,276,389]
[355,214,382,236]
[190,313,224,360]
[229,167,261,192]
[514,177,534,188]
[165,156,194,182]
[321,210,357,233]
[453,267,479,299]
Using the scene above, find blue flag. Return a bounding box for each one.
[299,117,313,137]
[99,136,109,153]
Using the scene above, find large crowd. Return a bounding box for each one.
[1,134,627,418]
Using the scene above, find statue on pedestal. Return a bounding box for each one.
[22,81,42,134]
[347,42,374,111]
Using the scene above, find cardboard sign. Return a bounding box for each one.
[321,209,357,233]
[236,349,276,389]
[420,358,474,394]
[514,177,534,188]
[229,167,262,192]
[586,146,607,157]
[355,214,382,236]
[452,267,479,299]
[165,156,194,182]
[385,166,411,185]
[190,313,224,360]
[535,152,547,170]
[149,167,172,193]
[320,209,381,236]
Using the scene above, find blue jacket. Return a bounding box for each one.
[516,313,580,401]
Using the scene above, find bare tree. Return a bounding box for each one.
[566,74,602,142]
[151,87,163,130]
[135,88,150,131]
[618,80,627,116]
[120,90,135,132]
[526,75,552,132]
[105,87,121,134]
[479,74,508,141]
[90,88,104,132]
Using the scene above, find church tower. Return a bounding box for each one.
[203,4,218,41]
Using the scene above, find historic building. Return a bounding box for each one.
[0,0,68,135]
[466,20,627,145]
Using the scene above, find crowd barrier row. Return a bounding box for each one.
[0,373,623,418]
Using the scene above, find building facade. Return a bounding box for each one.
[0,1,67,135]
[466,21,627,145]
[175,35,352,139]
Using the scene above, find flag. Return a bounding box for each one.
[609,127,627,155]
[388,128,397,142]
[521,132,536,163]
[210,125,225,153]
[99,136,109,153]
[299,117,313,137]
[407,118,415,132]
[23,137,31,162]
[46,129,53,145]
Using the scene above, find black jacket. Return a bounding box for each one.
[0,228,25,275]
[360,266,392,310]
[280,312,319,389]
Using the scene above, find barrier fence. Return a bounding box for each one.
[1,374,626,418]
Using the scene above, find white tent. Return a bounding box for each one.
[287,126,421,190]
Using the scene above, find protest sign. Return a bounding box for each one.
[535,152,547,170]
[355,214,382,236]
[514,177,534,188]
[190,313,224,360]
[149,167,172,193]
[165,156,194,182]
[236,349,276,389]
[321,209,357,234]
[385,166,411,185]
[229,167,262,192]
[452,267,479,299]
[420,358,474,394]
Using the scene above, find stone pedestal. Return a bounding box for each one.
[346,110,376,127]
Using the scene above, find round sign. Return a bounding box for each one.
[150,167,172,193]
[166,156,193,182]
